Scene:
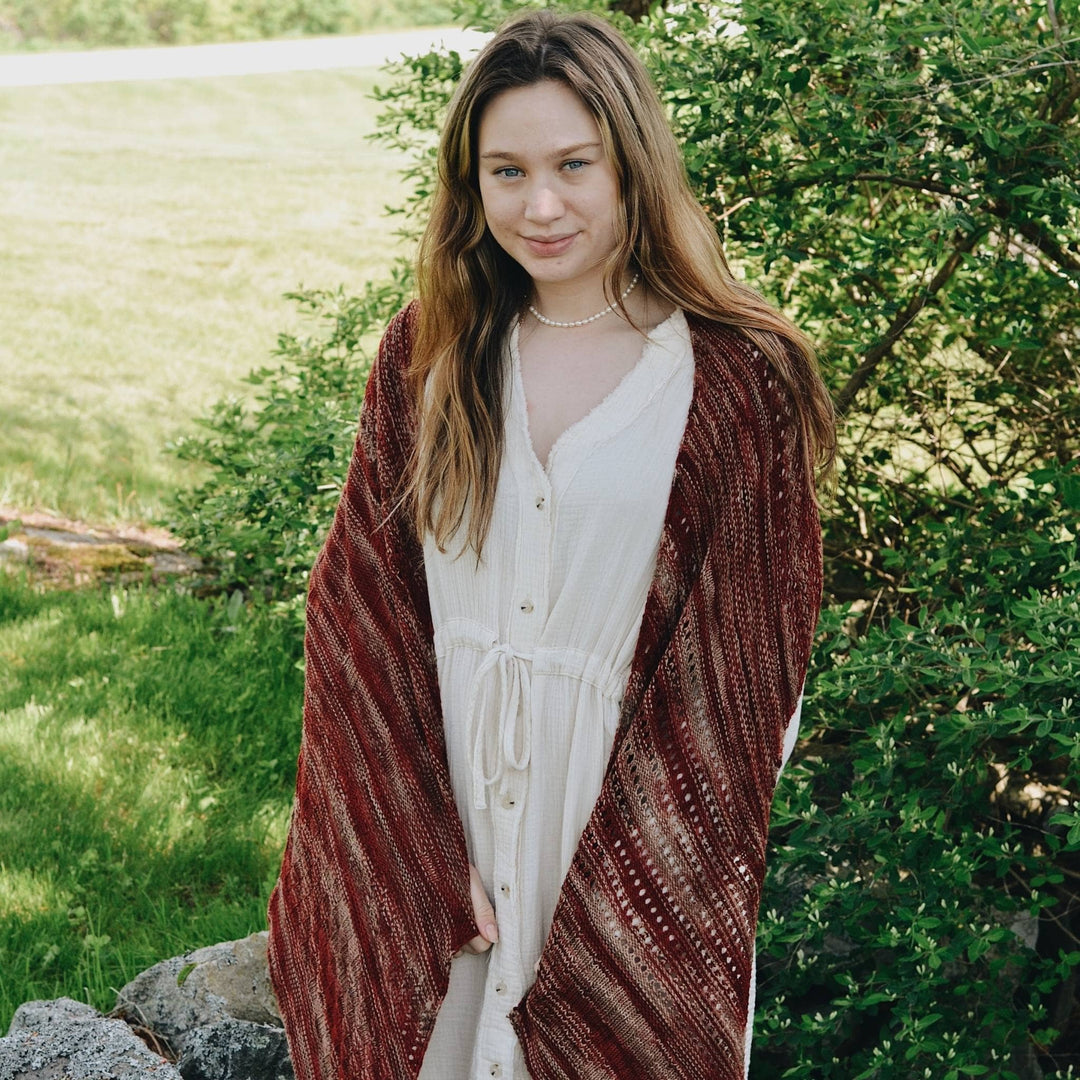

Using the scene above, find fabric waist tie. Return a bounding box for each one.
[465,642,533,810]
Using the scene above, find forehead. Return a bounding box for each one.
[477,80,602,154]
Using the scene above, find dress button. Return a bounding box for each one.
[489,1065,503,1078]
[499,883,511,897]
[535,495,545,509]
[495,981,507,995]
[501,792,517,809]
[520,599,534,613]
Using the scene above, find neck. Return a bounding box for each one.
[529,273,638,327]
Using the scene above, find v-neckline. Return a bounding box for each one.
[508,309,683,479]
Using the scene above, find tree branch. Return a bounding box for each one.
[852,173,962,197]
[1014,217,1080,275]
[835,227,989,415]
[1050,75,1080,127]
[758,171,964,199]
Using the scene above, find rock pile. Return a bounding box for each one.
[0,932,293,1080]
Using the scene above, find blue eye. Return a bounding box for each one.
[564,159,587,171]
[495,166,523,178]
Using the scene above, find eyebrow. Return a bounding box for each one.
[479,141,602,161]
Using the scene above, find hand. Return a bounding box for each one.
[452,862,500,957]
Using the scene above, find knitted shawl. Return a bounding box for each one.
[266,301,823,1080]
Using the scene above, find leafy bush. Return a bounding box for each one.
[0,0,456,49]
[755,468,1080,1078]
[630,0,1080,610]
[166,274,408,608]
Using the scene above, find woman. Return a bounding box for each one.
[267,9,834,1080]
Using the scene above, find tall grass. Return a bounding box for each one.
[0,570,303,1029]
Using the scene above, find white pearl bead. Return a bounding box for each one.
[529,274,640,329]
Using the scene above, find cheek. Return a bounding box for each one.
[600,171,622,231]
[478,186,511,234]
[585,178,621,236]
[596,199,620,242]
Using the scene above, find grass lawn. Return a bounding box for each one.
[0,50,424,1038]
[0,570,304,1031]
[0,66,414,525]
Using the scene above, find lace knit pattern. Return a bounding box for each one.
[266,301,823,1080]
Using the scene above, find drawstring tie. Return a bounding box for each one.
[466,642,533,809]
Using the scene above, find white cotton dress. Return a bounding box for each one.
[418,308,803,1080]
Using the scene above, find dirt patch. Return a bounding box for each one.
[0,506,202,588]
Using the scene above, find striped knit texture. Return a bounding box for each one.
[266,302,823,1080]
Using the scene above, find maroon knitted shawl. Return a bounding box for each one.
[267,301,823,1080]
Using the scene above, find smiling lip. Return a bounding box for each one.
[523,233,577,256]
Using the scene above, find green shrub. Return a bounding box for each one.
[756,469,1080,1078]
[165,273,408,609]
[0,0,456,49]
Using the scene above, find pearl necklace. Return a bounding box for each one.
[528,274,640,328]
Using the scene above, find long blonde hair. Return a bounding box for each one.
[404,8,836,559]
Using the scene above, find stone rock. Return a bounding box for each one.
[1,933,292,1079]
[5,997,101,1036]
[0,996,182,1080]
[115,931,282,1057]
[177,1019,293,1080]
[0,537,28,562]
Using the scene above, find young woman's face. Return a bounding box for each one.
[476,80,621,294]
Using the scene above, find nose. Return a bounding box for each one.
[523,182,564,224]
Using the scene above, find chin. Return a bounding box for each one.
[525,267,578,284]
[519,259,590,285]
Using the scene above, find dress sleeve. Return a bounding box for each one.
[778,691,804,775]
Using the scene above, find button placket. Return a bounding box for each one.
[482,773,524,1076]
[474,436,552,1080]
[447,314,694,1080]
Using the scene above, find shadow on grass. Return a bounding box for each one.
[0,572,302,1026]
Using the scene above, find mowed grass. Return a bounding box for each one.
[0,66,414,524]
[0,570,304,1030]
[0,58,419,1034]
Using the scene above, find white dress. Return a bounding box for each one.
[418,309,802,1080]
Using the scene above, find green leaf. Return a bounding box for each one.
[1061,473,1080,510]
[790,68,811,94]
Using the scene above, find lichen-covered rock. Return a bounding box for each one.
[5,997,101,1037]
[0,996,182,1080]
[177,1019,293,1080]
[115,931,282,1056]
[1,934,291,1079]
